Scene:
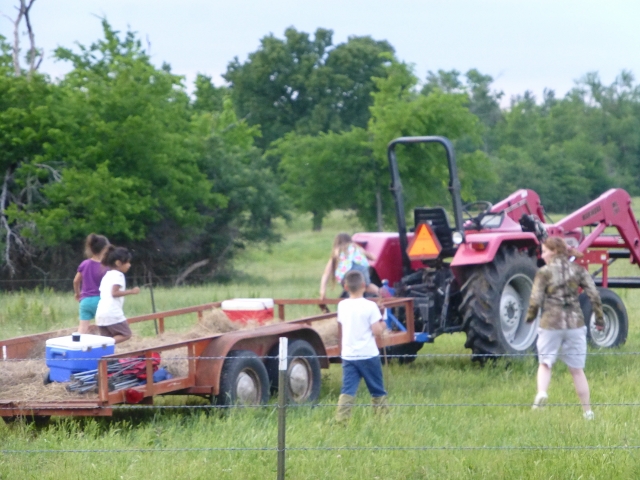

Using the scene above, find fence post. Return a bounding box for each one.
[277,337,288,480]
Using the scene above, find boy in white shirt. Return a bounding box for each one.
[95,246,140,343]
[335,270,387,422]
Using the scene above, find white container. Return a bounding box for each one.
[221,298,274,324]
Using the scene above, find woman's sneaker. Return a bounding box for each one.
[583,410,595,420]
[532,392,548,410]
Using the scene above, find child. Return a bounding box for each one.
[73,234,109,334]
[320,233,379,301]
[95,246,140,344]
[526,237,604,419]
[335,270,388,423]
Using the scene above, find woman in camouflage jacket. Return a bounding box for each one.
[526,237,604,419]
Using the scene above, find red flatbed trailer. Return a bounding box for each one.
[0,297,415,419]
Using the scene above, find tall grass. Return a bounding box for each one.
[2,209,640,479]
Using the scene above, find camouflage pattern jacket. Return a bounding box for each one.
[526,255,604,330]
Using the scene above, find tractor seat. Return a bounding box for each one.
[413,207,457,257]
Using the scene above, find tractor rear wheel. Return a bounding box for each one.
[460,245,538,359]
[579,288,628,348]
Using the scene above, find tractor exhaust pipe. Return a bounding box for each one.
[387,136,465,275]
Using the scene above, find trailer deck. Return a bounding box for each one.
[0,297,415,418]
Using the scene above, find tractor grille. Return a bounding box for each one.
[413,207,455,255]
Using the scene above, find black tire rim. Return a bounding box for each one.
[589,304,620,348]
[499,273,537,350]
[288,358,312,402]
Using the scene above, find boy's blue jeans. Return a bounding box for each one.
[341,356,387,397]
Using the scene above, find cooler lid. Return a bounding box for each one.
[46,334,116,350]
[221,298,274,311]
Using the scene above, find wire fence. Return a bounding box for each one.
[4,341,640,478]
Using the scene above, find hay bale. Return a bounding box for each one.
[0,360,96,402]
[312,318,339,347]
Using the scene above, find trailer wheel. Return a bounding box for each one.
[579,288,628,348]
[2,415,51,427]
[461,245,538,359]
[266,340,321,404]
[382,342,424,365]
[217,350,270,406]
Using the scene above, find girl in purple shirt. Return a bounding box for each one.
[73,234,109,333]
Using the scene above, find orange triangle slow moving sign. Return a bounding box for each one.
[407,223,442,260]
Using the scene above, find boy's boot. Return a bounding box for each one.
[335,394,355,423]
[371,395,389,415]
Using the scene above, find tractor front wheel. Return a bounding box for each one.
[460,245,538,359]
[580,288,628,348]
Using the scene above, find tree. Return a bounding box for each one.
[275,59,492,231]
[2,21,287,284]
[5,0,43,79]
[273,128,372,230]
[192,74,227,113]
[224,27,394,149]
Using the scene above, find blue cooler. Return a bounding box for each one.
[46,333,116,382]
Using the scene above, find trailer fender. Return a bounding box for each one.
[451,232,539,268]
[195,323,327,395]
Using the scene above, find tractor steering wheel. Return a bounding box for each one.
[462,201,494,230]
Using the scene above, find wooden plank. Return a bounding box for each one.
[107,377,193,404]
[126,303,220,324]
[145,352,154,397]
[0,401,111,417]
[98,359,109,403]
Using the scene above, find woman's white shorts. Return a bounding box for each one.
[536,326,587,369]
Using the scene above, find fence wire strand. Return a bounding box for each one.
[3,444,640,455]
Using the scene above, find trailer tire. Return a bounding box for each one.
[266,340,321,404]
[216,350,270,406]
[461,245,538,360]
[579,288,628,348]
[2,415,51,427]
[382,342,423,365]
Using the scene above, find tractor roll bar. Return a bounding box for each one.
[387,136,465,275]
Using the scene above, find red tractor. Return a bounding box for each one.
[354,136,638,359]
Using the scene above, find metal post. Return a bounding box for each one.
[277,337,288,480]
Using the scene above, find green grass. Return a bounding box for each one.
[2,209,640,479]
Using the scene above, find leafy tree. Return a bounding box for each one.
[275,59,492,231]
[193,74,227,113]
[3,22,286,284]
[0,34,58,273]
[273,128,371,230]
[224,28,394,150]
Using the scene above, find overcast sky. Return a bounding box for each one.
[4,0,640,103]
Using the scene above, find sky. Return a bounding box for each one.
[3,0,640,104]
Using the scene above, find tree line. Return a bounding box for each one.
[1,17,639,286]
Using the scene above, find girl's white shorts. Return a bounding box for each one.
[536,326,587,369]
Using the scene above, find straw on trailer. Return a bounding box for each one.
[0,307,339,403]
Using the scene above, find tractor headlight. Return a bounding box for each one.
[452,231,464,245]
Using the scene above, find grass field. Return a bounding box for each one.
[2,210,640,479]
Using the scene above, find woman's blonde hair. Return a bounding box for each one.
[543,236,583,258]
